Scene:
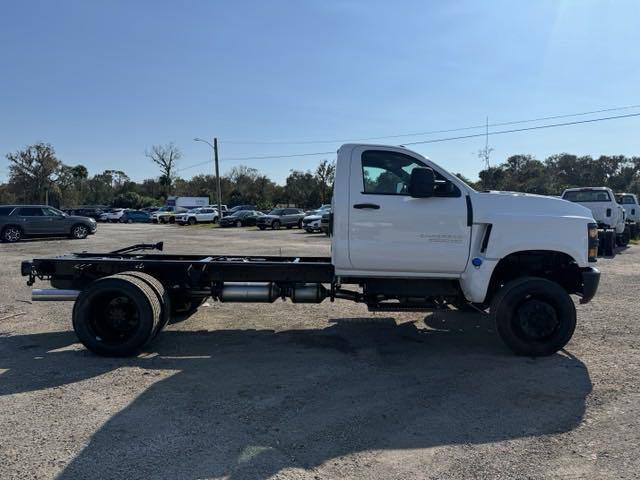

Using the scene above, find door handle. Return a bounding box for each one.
[353,203,380,209]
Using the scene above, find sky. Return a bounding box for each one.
[1,0,639,184]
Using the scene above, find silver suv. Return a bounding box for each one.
[0,205,97,243]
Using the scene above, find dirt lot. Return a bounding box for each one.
[1,223,639,480]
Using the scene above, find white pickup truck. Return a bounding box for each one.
[561,187,627,251]
[23,143,601,358]
[616,192,639,223]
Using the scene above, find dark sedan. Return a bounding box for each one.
[219,210,264,227]
[0,205,97,243]
[256,208,306,230]
[119,210,151,223]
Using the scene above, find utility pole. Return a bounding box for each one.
[194,136,224,223]
[213,137,222,222]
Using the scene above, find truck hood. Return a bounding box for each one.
[472,191,594,222]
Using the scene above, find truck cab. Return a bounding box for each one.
[332,144,599,308]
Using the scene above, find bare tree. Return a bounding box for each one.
[146,143,181,194]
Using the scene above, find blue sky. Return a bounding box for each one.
[1,0,639,184]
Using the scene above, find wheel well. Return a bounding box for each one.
[486,250,581,304]
[2,224,23,234]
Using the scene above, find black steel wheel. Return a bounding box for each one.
[70,224,89,239]
[1,225,22,243]
[72,275,161,356]
[490,277,576,356]
[116,271,171,337]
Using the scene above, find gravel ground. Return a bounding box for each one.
[0,223,638,480]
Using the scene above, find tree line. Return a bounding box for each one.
[2,143,639,209]
[0,142,335,209]
[473,153,640,195]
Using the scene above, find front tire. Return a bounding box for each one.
[188,217,197,225]
[490,277,576,357]
[272,221,281,230]
[70,224,89,239]
[1,225,22,243]
[236,220,242,227]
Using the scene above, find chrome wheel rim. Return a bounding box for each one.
[5,227,20,242]
[74,226,88,238]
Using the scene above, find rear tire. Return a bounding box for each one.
[298,219,303,228]
[1,225,22,243]
[117,271,171,337]
[72,275,161,356]
[605,231,615,256]
[617,232,630,247]
[258,226,265,230]
[490,277,576,357]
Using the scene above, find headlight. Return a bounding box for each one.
[588,223,598,262]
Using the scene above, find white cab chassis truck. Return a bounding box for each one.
[23,144,600,358]
[562,187,628,253]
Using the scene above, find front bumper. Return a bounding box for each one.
[579,267,600,304]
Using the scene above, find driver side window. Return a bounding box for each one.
[361,150,461,197]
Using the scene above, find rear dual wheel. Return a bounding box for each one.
[72,272,170,356]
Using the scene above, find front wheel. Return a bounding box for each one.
[188,217,197,225]
[491,277,576,357]
[70,224,89,239]
[236,220,242,227]
[272,221,281,230]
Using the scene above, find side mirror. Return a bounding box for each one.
[408,167,435,198]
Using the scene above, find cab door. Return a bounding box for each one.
[347,147,471,274]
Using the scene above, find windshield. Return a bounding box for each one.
[563,190,611,202]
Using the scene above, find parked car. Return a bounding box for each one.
[119,210,151,223]
[150,206,187,224]
[141,206,160,214]
[175,207,219,225]
[255,208,306,230]
[70,207,105,221]
[0,205,97,242]
[219,210,264,227]
[302,206,331,233]
[224,204,257,217]
[320,211,330,235]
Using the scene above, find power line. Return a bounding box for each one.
[402,111,640,146]
[176,109,640,173]
[220,103,640,145]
